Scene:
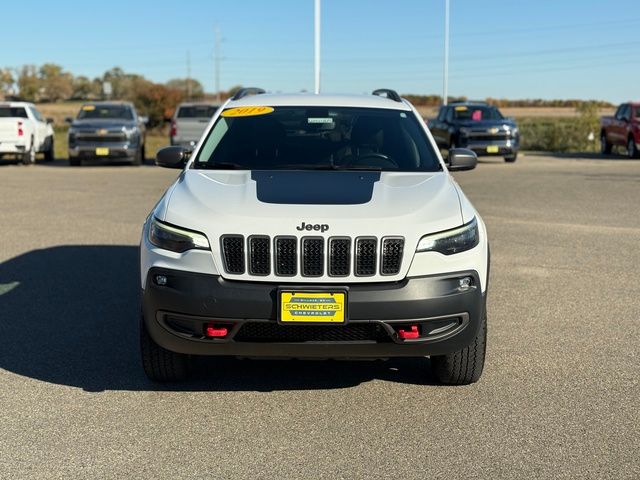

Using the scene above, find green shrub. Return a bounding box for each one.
[519,104,600,152]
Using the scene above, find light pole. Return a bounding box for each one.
[215,26,221,102]
[443,0,450,105]
[314,0,321,94]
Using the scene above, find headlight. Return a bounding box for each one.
[416,218,479,255]
[459,127,470,136]
[123,126,137,138]
[148,217,210,253]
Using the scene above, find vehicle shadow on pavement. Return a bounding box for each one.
[0,246,438,392]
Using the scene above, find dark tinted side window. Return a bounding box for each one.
[177,105,219,118]
[0,107,28,118]
[445,108,453,123]
[436,107,446,121]
[615,104,629,120]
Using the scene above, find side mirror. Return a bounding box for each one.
[65,117,73,124]
[139,116,149,125]
[156,146,190,169]
[46,117,54,124]
[448,148,477,171]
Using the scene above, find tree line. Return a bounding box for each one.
[0,64,242,127]
[0,63,614,127]
[403,94,613,109]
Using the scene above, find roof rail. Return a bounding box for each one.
[372,89,402,103]
[231,87,266,101]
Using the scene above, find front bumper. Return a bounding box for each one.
[459,138,519,157]
[142,268,485,358]
[68,142,138,161]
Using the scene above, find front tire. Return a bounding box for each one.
[69,157,81,166]
[132,146,143,166]
[601,132,612,154]
[44,136,55,162]
[430,307,487,385]
[140,317,191,382]
[22,138,36,165]
[504,153,517,163]
[628,137,639,159]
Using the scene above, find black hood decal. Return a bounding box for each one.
[251,171,380,205]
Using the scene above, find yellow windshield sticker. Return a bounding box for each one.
[221,106,274,117]
[82,105,96,111]
[454,106,468,111]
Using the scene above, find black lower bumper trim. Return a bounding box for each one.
[142,268,485,358]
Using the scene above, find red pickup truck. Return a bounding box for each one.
[600,102,640,158]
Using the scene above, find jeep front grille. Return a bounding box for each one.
[381,238,404,275]
[355,238,377,276]
[248,236,270,275]
[329,238,350,276]
[302,237,324,277]
[221,235,245,274]
[275,237,297,276]
[220,236,404,277]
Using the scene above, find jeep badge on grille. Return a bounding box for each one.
[296,222,329,232]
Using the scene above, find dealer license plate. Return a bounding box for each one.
[486,145,499,153]
[95,147,110,156]
[279,291,346,323]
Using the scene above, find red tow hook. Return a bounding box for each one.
[205,325,229,338]
[398,325,420,340]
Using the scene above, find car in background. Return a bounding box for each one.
[66,102,147,166]
[170,102,219,148]
[600,102,640,158]
[429,102,519,162]
[0,102,54,165]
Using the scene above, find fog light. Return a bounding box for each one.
[155,275,168,286]
[458,277,472,291]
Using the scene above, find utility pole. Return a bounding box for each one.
[186,50,192,100]
[443,0,450,105]
[215,26,221,103]
[314,0,321,94]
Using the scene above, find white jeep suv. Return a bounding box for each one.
[140,88,489,385]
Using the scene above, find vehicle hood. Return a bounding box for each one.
[159,169,464,243]
[70,119,136,130]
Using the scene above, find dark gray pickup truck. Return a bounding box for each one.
[66,102,147,166]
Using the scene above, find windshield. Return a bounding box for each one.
[0,107,28,118]
[177,105,219,119]
[453,105,503,121]
[194,106,441,171]
[77,105,134,120]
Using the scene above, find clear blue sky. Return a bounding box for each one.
[3,0,639,102]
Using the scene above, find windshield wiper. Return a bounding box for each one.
[195,162,245,170]
[333,165,383,171]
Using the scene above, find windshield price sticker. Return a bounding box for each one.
[221,106,274,117]
[454,106,468,111]
[82,105,96,111]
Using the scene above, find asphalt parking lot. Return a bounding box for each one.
[0,153,638,479]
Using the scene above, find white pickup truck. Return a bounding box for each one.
[169,102,219,148]
[0,102,55,164]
